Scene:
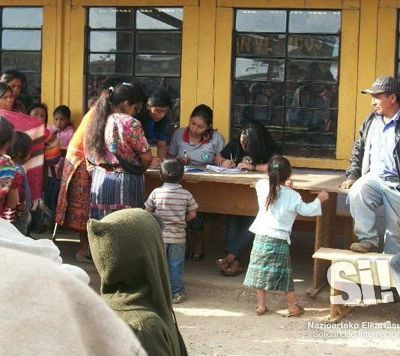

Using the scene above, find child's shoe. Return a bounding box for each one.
[172,293,186,304]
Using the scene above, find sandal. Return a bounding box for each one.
[223,260,243,277]
[256,306,267,316]
[285,304,304,318]
[216,257,231,274]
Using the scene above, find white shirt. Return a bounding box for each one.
[249,179,322,244]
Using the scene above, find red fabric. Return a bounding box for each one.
[0,109,45,201]
[182,127,210,144]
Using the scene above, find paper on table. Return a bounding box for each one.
[206,165,243,174]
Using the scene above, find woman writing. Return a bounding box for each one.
[215,122,280,276]
[168,104,224,166]
[168,104,225,260]
[85,82,151,219]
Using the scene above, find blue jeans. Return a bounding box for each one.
[44,177,61,219]
[226,215,254,259]
[348,174,400,253]
[165,243,186,295]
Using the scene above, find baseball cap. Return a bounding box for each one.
[361,76,400,95]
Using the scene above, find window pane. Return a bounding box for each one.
[288,35,339,58]
[2,30,41,50]
[90,31,132,52]
[234,58,284,81]
[289,11,341,34]
[89,8,133,29]
[2,51,41,72]
[137,8,183,30]
[88,54,132,74]
[283,132,336,158]
[24,73,41,97]
[137,31,181,53]
[286,83,338,108]
[3,8,42,28]
[236,34,286,57]
[135,55,180,76]
[287,60,338,83]
[236,10,286,32]
[232,81,284,105]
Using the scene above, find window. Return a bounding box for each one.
[85,7,182,132]
[232,10,341,158]
[0,7,43,103]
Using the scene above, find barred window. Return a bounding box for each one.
[232,10,341,158]
[85,7,182,131]
[0,7,43,102]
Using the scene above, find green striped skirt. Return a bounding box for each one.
[243,234,294,292]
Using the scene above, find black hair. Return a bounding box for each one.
[160,159,184,183]
[27,103,48,125]
[7,131,32,164]
[0,116,14,148]
[0,82,12,98]
[85,82,146,160]
[148,88,172,108]
[0,70,26,86]
[190,104,214,141]
[239,122,280,164]
[53,105,72,121]
[265,155,292,210]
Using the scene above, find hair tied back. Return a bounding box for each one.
[108,86,114,96]
[271,162,280,170]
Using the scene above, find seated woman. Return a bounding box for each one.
[137,88,172,165]
[215,122,280,276]
[168,104,225,259]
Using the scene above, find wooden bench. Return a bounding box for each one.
[145,168,350,296]
[313,247,396,322]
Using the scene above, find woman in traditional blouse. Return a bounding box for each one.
[85,82,152,220]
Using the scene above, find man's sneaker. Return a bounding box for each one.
[350,241,381,253]
[172,293,186,304]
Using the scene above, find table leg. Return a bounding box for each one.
[306,192,337,297]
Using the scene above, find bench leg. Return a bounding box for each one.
[329,287,353,323]
[307,193,337,297]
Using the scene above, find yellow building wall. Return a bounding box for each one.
[1,0,399,170]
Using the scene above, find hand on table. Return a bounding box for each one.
[221,159,236,168]
[237,162,253,171]
[340,179,355,189]
[150,157,161,168]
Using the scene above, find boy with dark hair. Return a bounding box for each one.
[145,159,198,303]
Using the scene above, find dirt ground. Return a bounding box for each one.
[46,230,400,356]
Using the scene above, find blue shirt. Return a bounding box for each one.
[137,109,168,144]
[369,110,399,178]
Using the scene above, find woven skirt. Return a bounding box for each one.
[243,234,294,292]
[89,167,145,220]
[64,163,91,232]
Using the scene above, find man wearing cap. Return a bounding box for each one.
[341,76,400,254]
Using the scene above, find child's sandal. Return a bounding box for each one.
[256,306,267,316]
[285,304,304,318]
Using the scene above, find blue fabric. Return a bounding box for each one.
[138,110,168,143]
[226,215,254,258]
[165,243,186,295]
[44,177,61,219]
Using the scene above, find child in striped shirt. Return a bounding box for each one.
[145,159,198,303]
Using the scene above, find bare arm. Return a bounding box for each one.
[6,188,19,210]
[186,209,197,221]
[156,140,167,160]
[139,150,153,170]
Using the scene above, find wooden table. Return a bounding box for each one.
[145,167,348,296]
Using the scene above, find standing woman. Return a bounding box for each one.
[0,70,29,113]
[215,122,280,276]
[168,104,225,260]
[85,82,152,219]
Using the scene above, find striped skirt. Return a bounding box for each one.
[243,234,294,292]
[89,167,145,220]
